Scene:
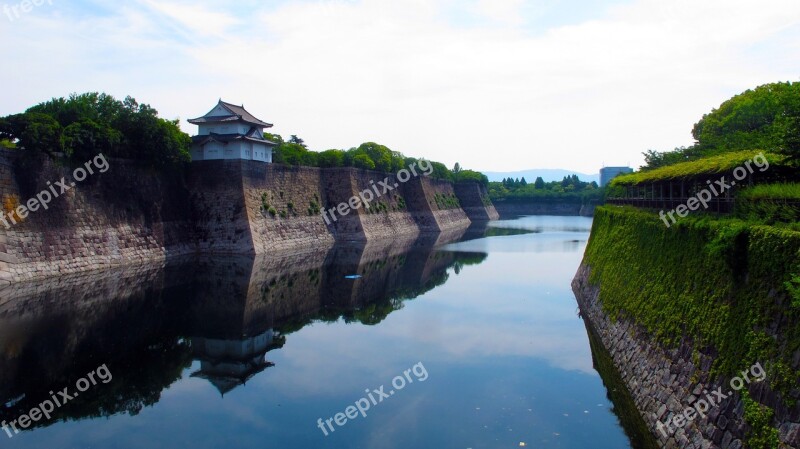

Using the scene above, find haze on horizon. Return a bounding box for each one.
[1,0,799,174]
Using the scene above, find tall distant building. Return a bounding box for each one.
[188,100,278,162]
[600,166,633,187]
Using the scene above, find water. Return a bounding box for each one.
[0,215,647,449]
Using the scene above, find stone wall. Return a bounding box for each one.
[0,154,497,283]
[573,264,800,449]
[324,167,420,241]
[0,150,196,282]
[243,163,334,252]
[453,182,500,221]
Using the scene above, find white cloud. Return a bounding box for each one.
[1,0,799,173]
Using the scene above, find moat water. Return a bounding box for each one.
[0,216,652,449]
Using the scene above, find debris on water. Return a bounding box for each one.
[344,275,362,279]
[5,394,25,408]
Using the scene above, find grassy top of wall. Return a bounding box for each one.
[610,151,784,186]
[583,206,800,406]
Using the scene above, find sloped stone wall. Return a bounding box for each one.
[0,153,497,283]
[573,264,800,449]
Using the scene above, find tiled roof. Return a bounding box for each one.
[188,100,273,128]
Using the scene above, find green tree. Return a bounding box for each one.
[0,112,63,155]
[274,142,310,166]
[5,92,191,167]
[352,153,376,170]
[534,176,545,189]
[355,142,393,172]
[641,81,800,170]
[61,119,122,160]
[428,161,453,181]
[289,135,306,148]
[318,149,345,168]
[264,133,284,145]
[453,169,488,185]
[777,91,800,165]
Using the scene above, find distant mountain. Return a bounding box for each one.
[483,169,599,184]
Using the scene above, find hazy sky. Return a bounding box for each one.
[1,0,799,173]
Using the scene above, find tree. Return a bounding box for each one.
[777,92,800,165]
[289,135,306,148]
[454,169,488,185]
[353,142,392,172]
[428,161,453,181]
[274,142,309,166]
[0,112,62,155]
[640,82,800,170]
[318,149,345,168]
[61,119,122,160]
[534,176,545,189]
[452,162,462,174]
[352,153,375,170]
[264,133,284,145]
[520,177,527,186]
[6,92,191,167]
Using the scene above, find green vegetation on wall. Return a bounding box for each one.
[583,206,800,445]
[613,151,785,186]
[736,183,800,226]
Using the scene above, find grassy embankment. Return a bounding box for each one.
[583,204,800,448]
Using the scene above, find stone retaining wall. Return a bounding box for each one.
[0,152,498,283]
[572,264,800,449]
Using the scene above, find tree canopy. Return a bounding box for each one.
[0,92,191,167]
[641,81,800,170]
[489,175,600,203]
[270,137,488,184]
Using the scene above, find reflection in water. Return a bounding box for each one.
[0,217,656,449]
[190,329,283,396]
[0,229,487,429]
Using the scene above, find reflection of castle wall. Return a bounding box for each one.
[184,247,333,339]
[0,261,193,402]
[0,227,484,421]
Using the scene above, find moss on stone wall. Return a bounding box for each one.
[583,206,800,436]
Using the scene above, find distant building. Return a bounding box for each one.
[188,100,278,162]
[600,166,633,187]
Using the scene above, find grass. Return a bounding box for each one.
[611,150,784,186]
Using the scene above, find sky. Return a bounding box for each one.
[1,0,799,174]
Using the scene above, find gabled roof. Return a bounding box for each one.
[188,100,273,128]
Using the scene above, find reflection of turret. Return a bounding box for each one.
[0,229,487,429]
[190,329,285,396]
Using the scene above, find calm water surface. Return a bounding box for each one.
[0,215,646,449]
